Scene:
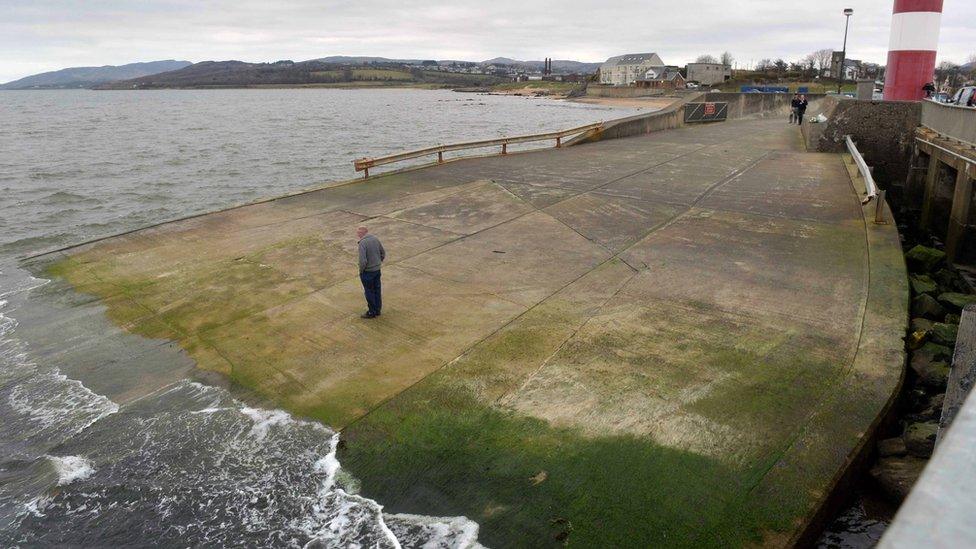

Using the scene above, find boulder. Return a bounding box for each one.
[909,354,950,389]
[878,437,907,457]
[904,422,939,458]
[909,274,939,295]
[930,323,958,346]
[934,268,964,292]
[945,314,961,325]
[938,292,976,312]
[917,342,953,361]
[905,245,946,272]
[870,457,927,502]
[916,361,950,389]
[912,294,947,320]
[906,392,946,423]
[910,318,935,333]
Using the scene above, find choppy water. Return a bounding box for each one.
[0,89,641,547]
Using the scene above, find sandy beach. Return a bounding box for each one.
[567,95,683,110]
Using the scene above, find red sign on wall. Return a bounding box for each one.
[704,103,716,116]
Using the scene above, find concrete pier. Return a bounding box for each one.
[32,116,908,546]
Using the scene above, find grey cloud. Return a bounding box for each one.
[1,0,973,83]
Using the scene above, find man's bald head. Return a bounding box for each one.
[357,226,368,239]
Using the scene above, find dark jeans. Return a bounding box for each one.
[360,270,382,315]
[797,110,806,125]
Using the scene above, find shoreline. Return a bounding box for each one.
[6,82,683,113]
[566,95,683,110]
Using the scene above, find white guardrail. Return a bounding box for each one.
[845,135,886,224]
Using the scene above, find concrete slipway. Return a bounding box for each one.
[28,116,908,547]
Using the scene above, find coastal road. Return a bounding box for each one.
[35,116,907,547]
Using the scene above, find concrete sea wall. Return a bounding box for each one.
[566,102,687,145]
[584,84,668,98]
[569,92,826,146]
[803,96,921,191]
[704,92,827,120]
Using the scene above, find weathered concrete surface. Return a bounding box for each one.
[32,117,907,547]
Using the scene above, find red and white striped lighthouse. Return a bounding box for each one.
[883,0,943,101]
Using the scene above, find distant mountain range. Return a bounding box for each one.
[94,59,508,89]
[0,60,192,90]
[3,56,602,90]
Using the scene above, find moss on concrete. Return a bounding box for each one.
[341,380,773,548]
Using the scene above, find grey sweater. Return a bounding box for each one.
[358,234,386,272]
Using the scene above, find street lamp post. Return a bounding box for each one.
[838,8,854,94]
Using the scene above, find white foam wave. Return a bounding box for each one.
[47,455,95,486]
[7,371,119,436]
[0,272,49,300]
[241,407,299,441]
[0,279,482,548]
[387,513,485,549]
[313,433,341,492]
[0,275,118,455]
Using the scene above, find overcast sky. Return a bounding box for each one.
[2,0,974,83]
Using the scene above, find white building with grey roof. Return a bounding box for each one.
[599,53,665,86]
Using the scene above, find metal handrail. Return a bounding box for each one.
[352,121,604,178]
[845,135,879,205]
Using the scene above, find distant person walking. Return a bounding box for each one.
[790,93,801,124]
[357,226,385,319]
[923,81,936,98]
[795,95,809,125]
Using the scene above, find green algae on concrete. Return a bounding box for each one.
[40,117,908,546]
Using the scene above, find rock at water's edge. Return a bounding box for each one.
[909,274,938,295]
[878,437,907,457]
[938,292,976,312]
[904,422,939,458]
[870,457,928,502]
[930,323,958,346]
[910,318,935,333]
[905,245,946,272]
[912,294,947,320]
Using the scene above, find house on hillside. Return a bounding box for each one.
[686,63,731,86]
[600,53,665,86]
[635,66,686,90]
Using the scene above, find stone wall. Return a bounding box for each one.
[803,96,921,193]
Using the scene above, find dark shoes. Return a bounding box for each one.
[361,311,382,319]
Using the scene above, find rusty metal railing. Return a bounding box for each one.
[352,122,604,178]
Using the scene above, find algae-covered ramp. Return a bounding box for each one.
[39,118,907,547]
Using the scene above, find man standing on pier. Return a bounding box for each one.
[795,94,809,125]
[357,226,385,319]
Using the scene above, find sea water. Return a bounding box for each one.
[0,88,640,547]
